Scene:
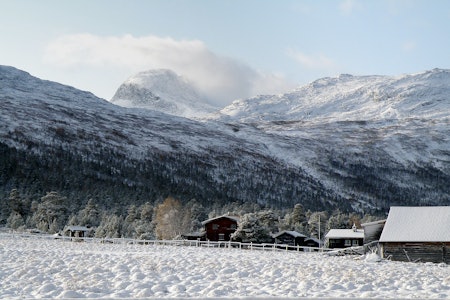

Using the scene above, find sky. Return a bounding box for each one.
[1,0,450,106]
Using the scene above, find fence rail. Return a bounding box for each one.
[1,231,333,253]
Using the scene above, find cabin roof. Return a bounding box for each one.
[304,237,323,245]
[201,215,240,225]
[379,206,450,242]
[65,225,90,232]
[273,230,307,238]
[325,229,364,239]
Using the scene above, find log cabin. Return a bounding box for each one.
[379,206,450,263]
[202,215,239,241]
[64,225,91,238]
[272,230,306,246]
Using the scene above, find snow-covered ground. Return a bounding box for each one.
[1,234,449,299]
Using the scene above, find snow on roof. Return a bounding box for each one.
[361,219,386,227]
[379,206,450,242]
[201,215,240,225]
[65,226,90,232]
[304,237,323,245]
[273,230,307,238]
[325,229,364,239]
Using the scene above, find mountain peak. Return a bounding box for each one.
[111,69,218,118]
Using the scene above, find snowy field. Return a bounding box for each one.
[0,234,449,299]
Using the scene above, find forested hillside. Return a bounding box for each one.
[1,66,449,238]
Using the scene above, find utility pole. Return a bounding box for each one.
[318,214,321,246]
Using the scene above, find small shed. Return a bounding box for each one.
[64,226,91,238]
[273,230,306,246]
[202,215,239,241]
[325,224,364,248]
[361,219,386,244]
[303,237,323,250]
[379,206,450,263]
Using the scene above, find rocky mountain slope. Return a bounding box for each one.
[1,66,449,220]
[233,70,449,208]
[0,66,335,218]
[111,69,218,118]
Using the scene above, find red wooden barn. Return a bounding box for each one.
[202,215,239,241]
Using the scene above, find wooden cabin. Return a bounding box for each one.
[64,226,91,238]
[361,219,386,244]
[379,206,450,263]
[273,230,306,246]
[303,237,322,248]
[325,224,364,248]
[202,215,239,241]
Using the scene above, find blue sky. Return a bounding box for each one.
[1,0,449,106]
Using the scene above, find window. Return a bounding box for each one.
[212,224,219,230]
[344,239,352,247]
[352,240,359,246]
[218,233,225,241]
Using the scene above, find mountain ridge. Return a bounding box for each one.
[217,68,450,123]
[0,65,449,220]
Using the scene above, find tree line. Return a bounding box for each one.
[3,189,381,242]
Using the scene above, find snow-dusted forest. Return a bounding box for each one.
[1,233,449,299]
[5,189,379,241]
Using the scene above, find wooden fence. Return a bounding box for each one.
[2,231,332,253]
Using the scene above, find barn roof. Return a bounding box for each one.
[201,215,240,225]
[325,228,364,239]
[379,206,450,242]
[273,230,306,238]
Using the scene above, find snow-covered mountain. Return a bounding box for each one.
[218,69,450,122]
[213,69,450,208]
[1,65,449,217]
[111,69,218,118]
[0,65,332,214]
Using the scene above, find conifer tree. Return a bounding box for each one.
[31,191,68,233]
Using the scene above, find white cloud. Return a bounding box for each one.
[286,48,336,70]
[339,0,363,15]
[44,34,292,106]
[402,40,417,52]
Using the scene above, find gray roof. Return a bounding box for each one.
[273,230,307,238]
[201,215,240,225]
[325,229,364,239]
[361,219,386,227]
[379,206,450,242]
[65,225,90,232]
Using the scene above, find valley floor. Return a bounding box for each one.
[0,233,449,299]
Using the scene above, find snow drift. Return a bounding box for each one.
[1,233,449,299]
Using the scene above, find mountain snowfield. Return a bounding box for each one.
[217,69,450,122]
[0,65,449,212]
[111,69,218,118]
[1,233,449,299]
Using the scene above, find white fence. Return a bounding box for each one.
[2,231,332,253]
